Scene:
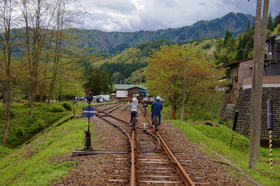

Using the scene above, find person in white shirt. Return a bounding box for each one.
[129,97,139,124]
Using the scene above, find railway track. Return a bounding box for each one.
[53,102,253,185]
[95,104,133,185]
[95,102,195,186]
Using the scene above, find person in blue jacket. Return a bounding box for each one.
[151,96,163,126]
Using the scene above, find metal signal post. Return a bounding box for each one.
[82,95,95,151]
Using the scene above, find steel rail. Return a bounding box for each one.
[100,104,120,112]
[156,132,195,186]
[142,107,195,186]
[95,107,136,186]
[145,129,161,151]
[95,108,129,124]
[108,105,124,113]
[131,130,136,186]
[95,112,131,142]
[139,107,161,149]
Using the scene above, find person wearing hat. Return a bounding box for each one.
[129,97,139,125]
[151,96,163,127]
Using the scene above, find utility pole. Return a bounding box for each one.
[249,0,269,169]
[180,57,192,121]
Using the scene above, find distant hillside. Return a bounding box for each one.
[66,12,254,54]
[91,38,218,83]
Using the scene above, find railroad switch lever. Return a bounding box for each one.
[83,129,93,151]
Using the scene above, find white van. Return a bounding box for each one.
[97,95,110,102]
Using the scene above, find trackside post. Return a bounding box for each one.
[230,110,239,149]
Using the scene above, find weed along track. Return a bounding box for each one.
[53,102,252,186]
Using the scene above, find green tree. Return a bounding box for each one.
[224,29,234,46]
[127,68,146,84]
[274,12,280,28]
[235,22,254,60]
[100,67,112,94]
[146,45,221,119]
[0,0,16,145]
[84,70,103,95]
[270,24,280,36]
[267,13,274,31]
[214,30,236,65]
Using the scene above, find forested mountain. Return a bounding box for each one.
[89,38,217,85]
[2,12,254,57]
[66,12,254,54]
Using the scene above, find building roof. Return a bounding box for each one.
[115,84,147,90]
[224,58,253,68]
[225,58,272,68]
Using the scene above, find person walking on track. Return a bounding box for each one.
[142,97,149,115]
[130,97,139,125]
[151,96,163,126]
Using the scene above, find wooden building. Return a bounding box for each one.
[115,84,147,99]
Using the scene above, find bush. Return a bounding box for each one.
[29,124,41,134]
[28,118,45,134]
[62,103,72,111]
[0,107,5,120]
[47,113,64,124]
[47,105,65,112]
[16,127,25,138]
[24,102,30,108]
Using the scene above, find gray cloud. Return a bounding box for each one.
[75,0,280,32]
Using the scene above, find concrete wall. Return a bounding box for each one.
[242,76,280,89]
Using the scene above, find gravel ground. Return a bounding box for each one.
[159,122,254,185]
[52,103,255,186]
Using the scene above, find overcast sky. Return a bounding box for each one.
[75,0,280,32]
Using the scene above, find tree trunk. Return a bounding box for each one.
[172,103,176,120]
[48,5,64,103]
[1,0,13,145]
[29,90,35,117]
[2,88,11,145]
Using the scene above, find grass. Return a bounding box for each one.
[160,102,223,122]
[171,120,280,186]
[0,102,72,148]
[0,116,91,186]
[0,145,14,159]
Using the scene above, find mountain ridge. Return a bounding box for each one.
[65,12,254,54]
[4,12,255,56]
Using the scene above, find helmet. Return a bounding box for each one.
[132,97,137,102]
[144,98,147,101]
[156,96,160,101]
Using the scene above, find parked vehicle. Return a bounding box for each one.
[97,95,110,102]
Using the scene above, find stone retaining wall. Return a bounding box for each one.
[234,88,280,141]
[220,103,235,121]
